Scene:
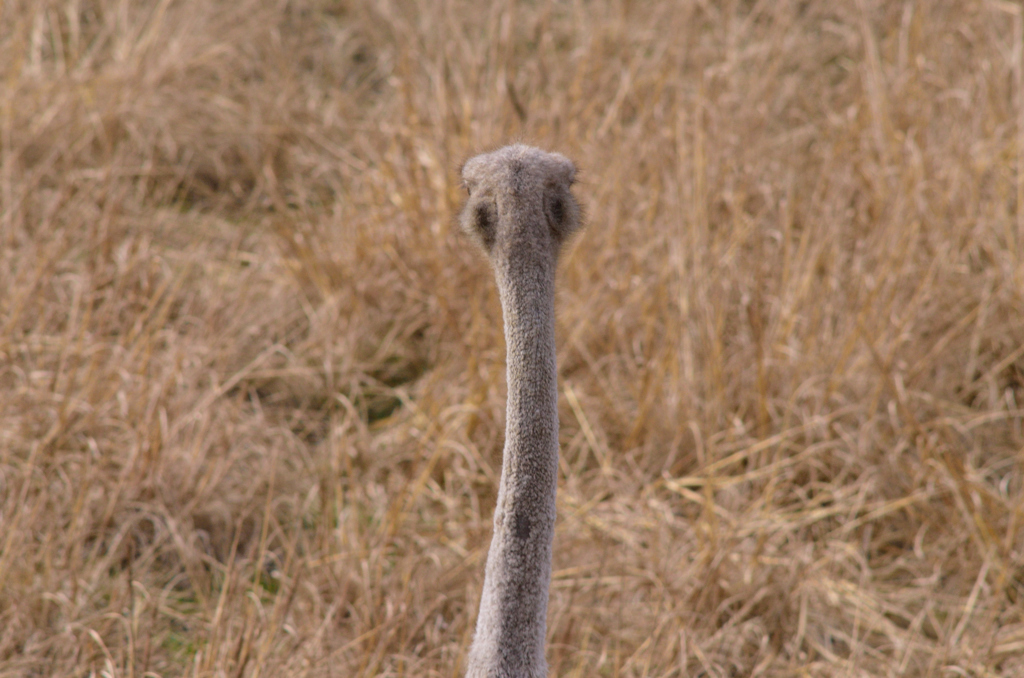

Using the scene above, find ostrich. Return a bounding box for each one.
[458,145,582,678]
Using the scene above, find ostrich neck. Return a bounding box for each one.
[466,254,559,678]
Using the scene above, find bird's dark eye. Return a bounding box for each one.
[475,203,495,249]
[549,197,565,226]
[475,203,490,230]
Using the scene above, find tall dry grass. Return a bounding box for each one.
[1,0,1023,675]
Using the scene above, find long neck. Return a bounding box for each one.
[466,254,559,678]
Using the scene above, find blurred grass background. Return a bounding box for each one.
[2,0,1024,675]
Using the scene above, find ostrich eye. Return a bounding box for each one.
[475,203,491,230]
[549,196,565,226]
[474,203,496,249]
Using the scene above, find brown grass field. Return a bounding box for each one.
[2,0,1024,675]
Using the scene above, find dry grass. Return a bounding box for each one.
[2,0,1023,675]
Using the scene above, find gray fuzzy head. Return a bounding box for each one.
[459,145,581,264]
